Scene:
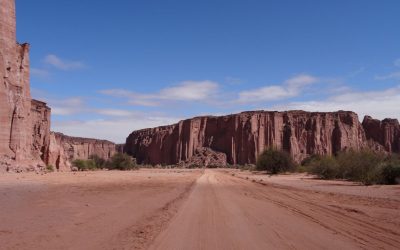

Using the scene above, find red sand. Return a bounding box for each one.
[1,169,399,249]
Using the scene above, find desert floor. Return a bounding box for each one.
[0,169,399,250]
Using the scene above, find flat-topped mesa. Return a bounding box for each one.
[46,133,117,171]
[125,110,369,165]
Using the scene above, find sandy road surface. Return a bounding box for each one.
[0,169,399,250]
[0,170,202,250]
[150,170,400,250]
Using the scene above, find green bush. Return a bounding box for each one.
[302,151,400,185]
[89,155,107,169]
[256,148,294,174]
[72,159,97,171]
[336,150,385,184]
[309,156,340,179]
[107,153,138,170]
[379,160,400,185]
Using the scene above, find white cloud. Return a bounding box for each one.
[96,109,136,117]
[272,86,400,120]
[160,81,218,101]
[375,72,400,81]
[101,80,219,106]
[44,54,86,71]
[52,115,181,143]
[49,97,86,116]
[238,74,318,103]
[30,68,50,78]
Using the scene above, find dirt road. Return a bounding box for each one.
[150,170,400,250]
[1,169,399,250]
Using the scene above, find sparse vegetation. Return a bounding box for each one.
[89,155,107,169]
[302,151,400,185]
[46,165,55,172]
[72,153,138,171]
[379,159,400,185]
[107,153,138,170]
[72,159,97,171]
[256,148,294,174]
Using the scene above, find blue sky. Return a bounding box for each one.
[16,0,400,142]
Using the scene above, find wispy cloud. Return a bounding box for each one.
[95,109,136,117]
[375,59,400,81]
[375,72,400,81]
[101,80,219,107]
[30,68,50,78]
[348,67,366,78]
[50,97,86,116]
[225,76,243,85]
[273,86,400,120]
[238,74,318,103]
[44,54,86,71]
[394,58,400,67]
[52,114,181,143]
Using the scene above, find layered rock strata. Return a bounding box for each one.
[125,111,399,165]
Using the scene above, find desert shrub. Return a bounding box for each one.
[302,150,400,185]
[336,150,385,185]
[379,160,400,185]
[301,154,322,167]
[89,155,107,169]
[107,153,138,170]
[256,148,294,174]
[46,165,55,172]
[308,156,340,179]
[72,159,97,171]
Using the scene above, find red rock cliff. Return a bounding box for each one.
[46,133,117,171]
[1,0,117,172]
[0,0,41,166]
[125,111,369,165]
[362,116,400,153]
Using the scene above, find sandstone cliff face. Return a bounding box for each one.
[1,0,117,172]
[0,0,38,165]
[46,133,117,171]
[363,116,400,154]
[30,99,51,162]
[125,111,368,165]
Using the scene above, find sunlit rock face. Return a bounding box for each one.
[0,0,37,165]
[0,0,116,172]
[125,110,389,165]
[363,116,400,154]
[46,133,117,171]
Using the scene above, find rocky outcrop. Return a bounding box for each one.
[0,0,41,167]
[125,111,369,165]
[1,0,117,172]
[177,147,227,168]
[362,116,400,153]
[30,99,51,162]
[46,133,117,171]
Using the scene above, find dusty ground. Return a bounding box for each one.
[0,169,399,250]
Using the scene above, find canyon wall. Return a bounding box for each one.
[0,0,37,166]
[125,111,399,165]
[46,133,117,171]
[0,0,117,172]
[362,116,400,154]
